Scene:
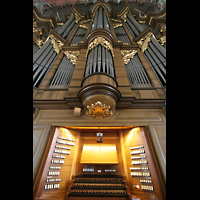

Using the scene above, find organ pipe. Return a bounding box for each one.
[91,6,110,31]
[84,44,114,78]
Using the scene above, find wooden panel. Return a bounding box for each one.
[77,130,123,175]
[122,127,165,200]
[148,124,166,181]
[33,124,52,186]
[33,109,166,127]
[36,127,79,200]
[80,144,118,164]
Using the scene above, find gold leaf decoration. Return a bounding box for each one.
[86,101,113,119]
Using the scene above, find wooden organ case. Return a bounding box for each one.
[33,1,166,200]
[33,127,165,200]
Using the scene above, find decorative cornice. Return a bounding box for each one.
[33,5,57,28]
[115,4,136,22]
[33,98,166,110]
[145,7,166,26]
[89,1,112,17]
[65,6,86,23]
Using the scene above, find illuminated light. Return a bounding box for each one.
[133,184,140,189]
[80,144,118,164]
[63,126,136,130]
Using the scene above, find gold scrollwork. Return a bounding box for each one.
[86,37,114,58]
[137,32,154,53]
[64,51,80,65]
[47,34,64,55]
[159,35,166,46]
[121,50,137,65]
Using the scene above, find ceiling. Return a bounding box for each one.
[33,0,166,16]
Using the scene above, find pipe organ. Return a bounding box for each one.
[49,54,75,89]
[124,54,152,88]
[33,2,166,200]
[91,6,110,31]
[84,44,115,78]
[144,37,166,86]
[58,14,76,40]
[33,39,58,87]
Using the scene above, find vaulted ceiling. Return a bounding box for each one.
[33,0,165,22]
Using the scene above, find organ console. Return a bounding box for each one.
[44,183,60,189]
[130,172,150,176]
[130,145,144,150]
[57,136,75,142]
[48,171,60,175]
[131,154,146,159]
[51,159,64,164]
[52,155,65,159]
[40,133,75,194]
[140,179,152,183]
[130,149,145,154]
[46,178,61,182]
[55,145,71,149]
[132,160,148,164]
[54,149,70,154]
[141,185,154,191]
[49,166,61,169]
[56,140,75,146]
[130,167,149,170]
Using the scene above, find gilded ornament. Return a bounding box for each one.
[159,35,166,46]
[121,50,137,64]
[86,37,114,58]
[64,51,80,65]
[47,34,64,55]
[35,38,44,48]
[86,101,113,119]
[137,32,154,53]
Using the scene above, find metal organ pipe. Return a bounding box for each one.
[97,7,103,29]
[127,13,144,33]
[58,15,75,35]
[103,9,110,31]
[84,44,115,78]
[91,6,110,31]
[91,9,98,31]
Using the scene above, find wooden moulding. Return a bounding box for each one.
[33,127,59,200]
[78,73,121,104]
[78,83,121,104]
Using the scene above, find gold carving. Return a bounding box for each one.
[47,35,64,55]
[35,38,44,48]
[159,35,166,46]
[86,101,113,119]
[79,24,89,29]
[113,22,122,29]
[121,50,137,65]
[117,7,130,22]
[64,51,80,65]
[86,37,114,58]
[137,32,154,53]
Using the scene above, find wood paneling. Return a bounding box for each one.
[33,109,166,127]
[77,130,123,175]
[122,127,165,200]
[34,128,80,200]
[33,124,52,186]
